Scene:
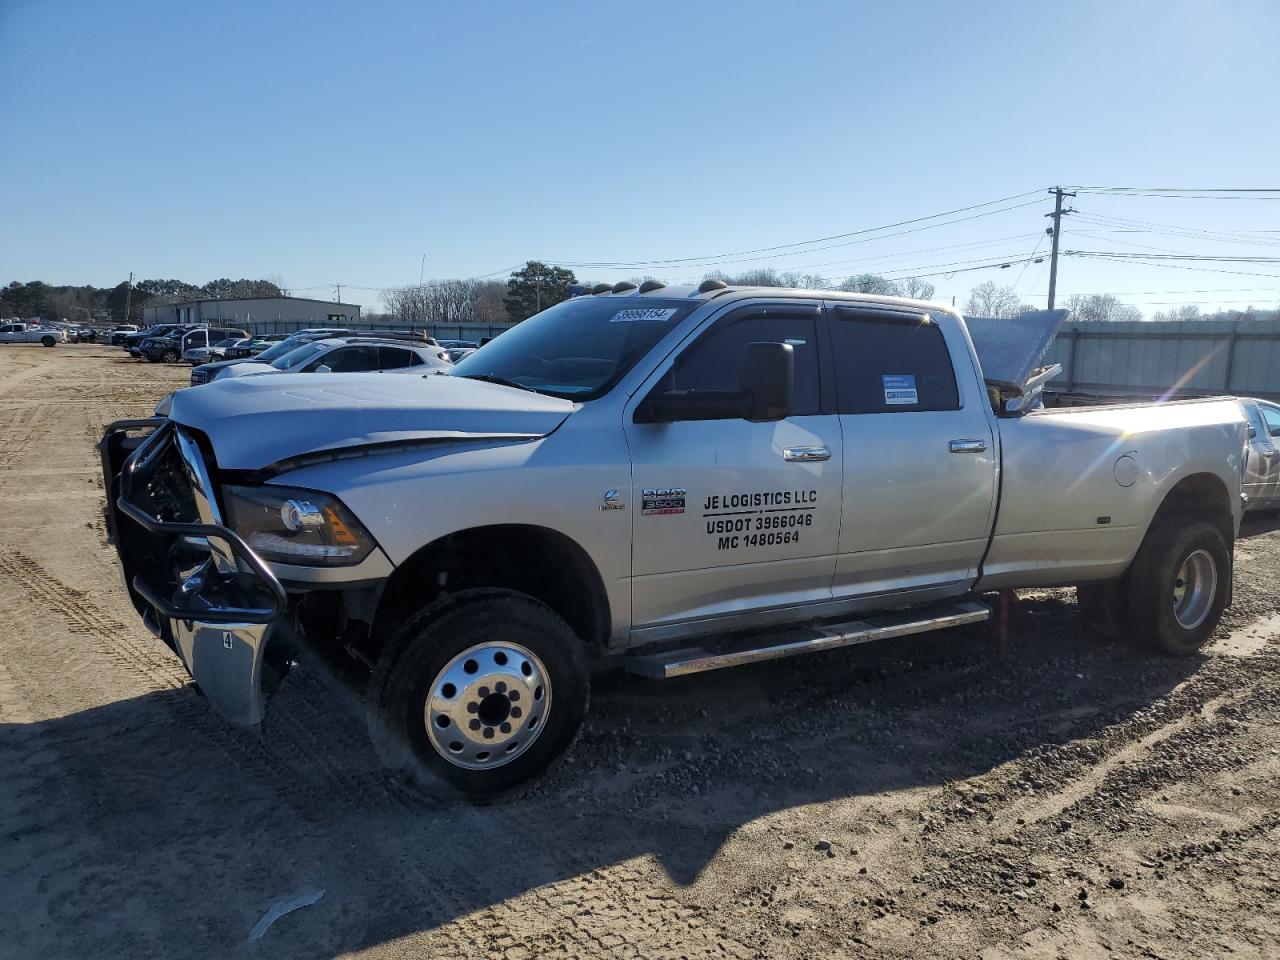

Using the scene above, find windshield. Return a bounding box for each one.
[256,335,313,363]
[450,297,698,398]
[270,341,328,370]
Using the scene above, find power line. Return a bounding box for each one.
[1065,253,1280,281]
[1066,185,1280,199]
[1069,211,1280,248]
[1066,252,1280,263]
[543,190,1047,268]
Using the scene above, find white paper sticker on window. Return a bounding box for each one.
[882,374,918,405]
[609,308,679,323]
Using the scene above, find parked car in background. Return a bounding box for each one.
[73,326,98,343]
[438,339,479,351]
[445,347,476,363]
[221,337,279,360]
[141,326,248,363]
[183,337,245,365]
[110,324,139,345]
[212,336,452,381]
[1241,398,1280,513]
[0,322,65,346]
[124,324,189,356]
[190,328,355,384]
[189,329,438,384]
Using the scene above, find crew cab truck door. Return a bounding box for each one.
[624,303,842,633]
[828,306,997,600]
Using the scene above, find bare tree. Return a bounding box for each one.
[838,274,900,295]
[1062,293,1143,323]
[897,277,936,302]
[381,278,511,327]
[1150,304,1201,323]
[964,281,1026,318]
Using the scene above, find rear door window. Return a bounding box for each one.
[315,345,379,372]
[829,314,959,414]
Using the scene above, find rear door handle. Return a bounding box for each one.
[783,446,832,462]
[949,439,989,454]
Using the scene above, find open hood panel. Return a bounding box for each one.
[964,309,1070,392]
[168,373,575,471]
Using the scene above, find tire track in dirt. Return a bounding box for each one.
[0,549,185,692]
[0,549,403,813]
[0,404,47,469]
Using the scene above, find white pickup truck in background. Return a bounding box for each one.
[100,283,1248,795]
[0,321,66,346]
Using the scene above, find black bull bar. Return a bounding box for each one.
[98,418,289,724]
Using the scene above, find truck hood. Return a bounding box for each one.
[168,373,575,471]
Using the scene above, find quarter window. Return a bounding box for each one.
[378,346,414,368]
[829,315,958,414]
[665,312,821,417]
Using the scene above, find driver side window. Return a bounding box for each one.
[666,313,821,417]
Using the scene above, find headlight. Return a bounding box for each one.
[221,485,376,567]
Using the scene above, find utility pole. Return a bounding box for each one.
[1045,187,1076,309]
[335,283,342,304]
[122,272,134,323]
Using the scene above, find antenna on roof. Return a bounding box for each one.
[638,280,667,293]
[698,279,729,293]
[611,281,638,294]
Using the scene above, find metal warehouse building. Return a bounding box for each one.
[142,296,360,328]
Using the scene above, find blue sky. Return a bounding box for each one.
[2,0,1278,317]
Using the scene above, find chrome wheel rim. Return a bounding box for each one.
[424,641,550,770]
[1172,548,1217,630]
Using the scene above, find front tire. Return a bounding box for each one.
[162,349,180,363]
[1127,519,1229,655]
[367,588,589,796]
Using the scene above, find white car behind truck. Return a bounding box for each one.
[0,321,66,346]
[99,283,1248,795]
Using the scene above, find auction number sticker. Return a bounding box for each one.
[610,308,679,323]
[882,374,918,405]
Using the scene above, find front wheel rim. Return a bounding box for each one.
[424,641,551,770]
[1172,548,1217,630]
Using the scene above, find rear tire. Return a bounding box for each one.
[41,336,55,347]
[1127,519,1229,656]
[367,588,589,797]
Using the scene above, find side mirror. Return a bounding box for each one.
[315,364,332,374]
[1247,424,1257,439]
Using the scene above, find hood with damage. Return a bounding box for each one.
[167,372,575,471]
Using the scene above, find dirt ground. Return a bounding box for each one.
[2,344,1279,960]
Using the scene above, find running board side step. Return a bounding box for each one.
[624,599,990,679]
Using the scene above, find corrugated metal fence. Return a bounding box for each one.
[1045,319,1280,402]
[248,320,514,341]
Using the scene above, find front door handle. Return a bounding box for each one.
[783,445,832,462]
[949,439,989,454]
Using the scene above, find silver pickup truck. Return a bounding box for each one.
[99,283,1248,794]
[0,321,65,346]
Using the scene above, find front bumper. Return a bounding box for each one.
[99,418,289,725]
